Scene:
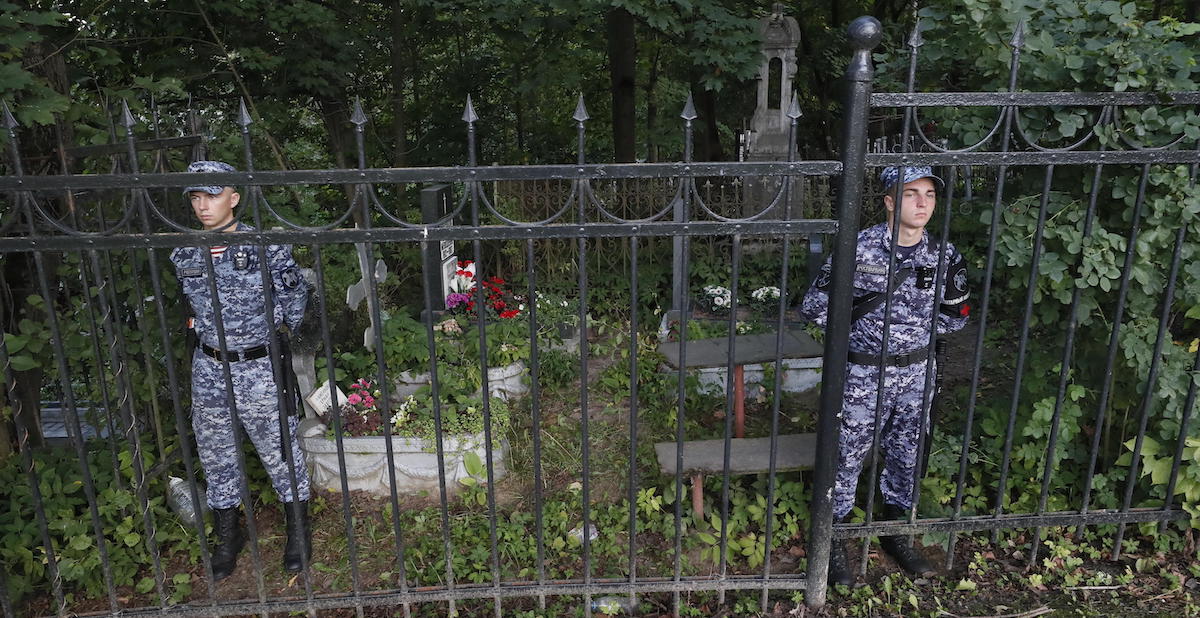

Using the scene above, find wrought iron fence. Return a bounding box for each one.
[0,14,1197,618]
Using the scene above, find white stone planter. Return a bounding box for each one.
[299,417,508,496]
[391,361,528,402]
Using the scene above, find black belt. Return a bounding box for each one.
[847,345,930,367]
[199,342,270,362]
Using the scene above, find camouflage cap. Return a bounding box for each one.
[183,160,237,195]
[879,165,945,192]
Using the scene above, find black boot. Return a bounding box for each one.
[282,500,311,572]
[879,505,934,577]
[828,539,855,587]
[211,506,245,581]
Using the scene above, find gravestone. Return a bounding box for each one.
[743,3,802,220]
[421,184,458,312]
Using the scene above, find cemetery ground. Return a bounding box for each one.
[17,322,1200,617]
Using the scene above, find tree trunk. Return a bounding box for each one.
[390,0,409,167]
[696,87,724,161]
[1187,0,1198,22]
[644,43,661,163]
[606,7,637,162]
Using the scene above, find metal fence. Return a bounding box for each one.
[1,14,1198,617]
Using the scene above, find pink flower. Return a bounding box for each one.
[347,393,363,406]
[363,396,375,407]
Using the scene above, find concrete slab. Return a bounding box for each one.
[654,433,817,476]
[657,330,822,369]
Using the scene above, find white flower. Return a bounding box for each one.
[751,286,781,302]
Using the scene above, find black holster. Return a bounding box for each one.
[276,332,302,417]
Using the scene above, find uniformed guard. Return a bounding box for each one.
[170,160,312,580]
[801,165,970,586]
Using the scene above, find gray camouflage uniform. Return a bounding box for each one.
[171,226,310,509]
[802,222,969,520]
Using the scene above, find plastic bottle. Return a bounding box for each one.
[166,476,208,527]
[590,595,636,615]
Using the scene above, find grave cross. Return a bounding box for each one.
[346,235,389,349]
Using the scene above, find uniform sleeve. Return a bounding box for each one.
[269,245,309,331]
[937,243,970,335]
[799,258,833,329]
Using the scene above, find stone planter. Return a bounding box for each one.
[299,417,508,496]
[391,361,529,402]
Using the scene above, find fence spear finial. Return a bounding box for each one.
[787,92,803,119]
[680,93,697,121]
[1,101,18,130]
[907,19,924,49]
[350,97,368,126]
[572,94,589,122]
[1009,20,1026,49]
[120,99,136,128]
[238,98,253,127]
[462,94,478,124]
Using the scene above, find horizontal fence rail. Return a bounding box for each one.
[1,14,1198,618]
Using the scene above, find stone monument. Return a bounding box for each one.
[743,3,802,219]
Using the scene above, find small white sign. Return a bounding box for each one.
[441,256,458,299]
[440,240,455,262]
[305,380,347,415]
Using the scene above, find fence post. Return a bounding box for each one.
[806,15,880,607]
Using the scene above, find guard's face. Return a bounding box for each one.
[884,177,937,231]
[189,188,239,231]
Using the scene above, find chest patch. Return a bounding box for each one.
[178,267,204,278]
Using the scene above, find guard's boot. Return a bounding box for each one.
[828,538,855,587]
[879,505,934,577]
[282,500,311,573]
[210,507,245,581]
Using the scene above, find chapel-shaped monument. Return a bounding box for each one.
[742,4,802,219]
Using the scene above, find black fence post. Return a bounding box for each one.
[805,15,880,607]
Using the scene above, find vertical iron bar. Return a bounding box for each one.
[464,96,504,617]
[241,104,317,601]
[718,234,741,609]
[672,94,697,618]
[198,245,269,604]
[806,16,881,608]
[118,102,169,607]
[1027,121,1112,562]
[345,100,410,616]
[1080,164,1152,513]
[859,21,922,576]
[760,93,803,611]
[573,95,594,617]
[525,238,547,611]
[311,245,366,618]
[908,164,955,529]
[1113,191,1188,557]
[132,162,218,605]
[626,236,640,614]
[952,20,1025,552]
[993,165,1056,546]
[1159,149,1200,531]
[418,231,456,618]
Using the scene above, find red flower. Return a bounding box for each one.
[499,309,520,319]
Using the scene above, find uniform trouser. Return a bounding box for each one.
[191,350,310,509]
[832,360,933,521]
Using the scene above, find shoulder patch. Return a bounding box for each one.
[281,268,301,289]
